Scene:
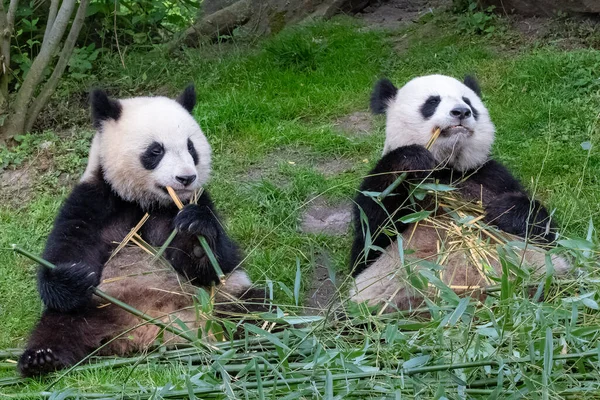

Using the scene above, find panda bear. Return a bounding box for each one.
[18,86,266,377]
[349,74,570,311]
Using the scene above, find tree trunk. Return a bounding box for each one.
[179,0,252,47]
[172,0,372,49]
[1,0,77,142]
[0,0,19,127]
[25,0,90,133]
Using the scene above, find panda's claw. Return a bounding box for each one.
[18,347,65,377]
[174,204,219,239]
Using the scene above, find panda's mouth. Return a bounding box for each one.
[440,125,473,137]
[158,186,194,196]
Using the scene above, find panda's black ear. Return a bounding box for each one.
[370,78,398,115]
[90,89,122,129]
[176,84,196,114]
[464,75,482,97]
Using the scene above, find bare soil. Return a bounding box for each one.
[303,251,343,315]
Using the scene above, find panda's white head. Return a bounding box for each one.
[82,85,211,209]
[371,74,495,172]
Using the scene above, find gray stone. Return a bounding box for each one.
[300,198,352,235]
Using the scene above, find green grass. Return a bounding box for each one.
[1,12,600,398]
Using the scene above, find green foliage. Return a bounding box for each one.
[68,44,101,80]
[456,2,498,35]
[82,0,198,47]
[9,3,43,88]
[1,12,600,398]
[6,1,198,88]
[264,27,328,71]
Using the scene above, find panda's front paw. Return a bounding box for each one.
[38,262,100,312]
[385,145,436,178]
[485,193,556,242]
[174,204,219,240]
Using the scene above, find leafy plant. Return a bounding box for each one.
[68,44,101,80]
[457,2,497,35]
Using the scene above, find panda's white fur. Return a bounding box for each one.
[349,74,570,312]
[83,96,211,209]
[383,75,495,171]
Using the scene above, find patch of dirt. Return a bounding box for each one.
[334,111,374,136]
[0,167,33,204]
[512,16,550,38]
[315,158,355,177]
[244,147,308,184]
[303,252,343,315]
[246,147,357,182]
[299,198,353,235]
[358,0,449,29]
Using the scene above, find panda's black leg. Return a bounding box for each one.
[350,145,436,276]
[484,192,556,243]
[18,307,115,377]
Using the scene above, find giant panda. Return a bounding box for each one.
[18,86,266,377]
[349,74,571,311]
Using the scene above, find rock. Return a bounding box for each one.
[479,0,600,16]
[300,198,352,235]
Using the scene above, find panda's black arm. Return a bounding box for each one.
[466,160,557,242]
[166,191,242,285]
[37,182,114,312]
[350,145,436,276]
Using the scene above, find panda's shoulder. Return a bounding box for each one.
[467,159,523,192]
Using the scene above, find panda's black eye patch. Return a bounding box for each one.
[141,141,165,170]
[187,138,199,165]
[462,97,479,120]
[420,95,441,119]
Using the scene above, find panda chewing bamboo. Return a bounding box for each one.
[349,74,571,311]
[18,86,266,377]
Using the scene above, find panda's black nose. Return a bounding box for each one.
[176,175,197,186]
[450,106,472,120]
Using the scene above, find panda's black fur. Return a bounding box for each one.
[18,87,267,377]
[349,74,568,310]
[349,150,556,278]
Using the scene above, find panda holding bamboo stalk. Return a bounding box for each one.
[17,86,267,377]
[349,74,571,311]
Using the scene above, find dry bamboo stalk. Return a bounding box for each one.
[425,127,442,150]
[109,213,150,261]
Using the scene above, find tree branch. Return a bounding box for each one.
[7,0,19,28]
[0,0,18,116]
[25,0,90,133]
[2,0,77,138]
[43,0,60,44]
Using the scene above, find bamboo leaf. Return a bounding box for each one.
[294,258,301,306]
[446,297,470,327]
[402,355,430,370]
[244,324,290,351]
[399,210,432,224]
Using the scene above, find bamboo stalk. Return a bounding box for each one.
[425,127,442,150]
[166,186,226,282]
